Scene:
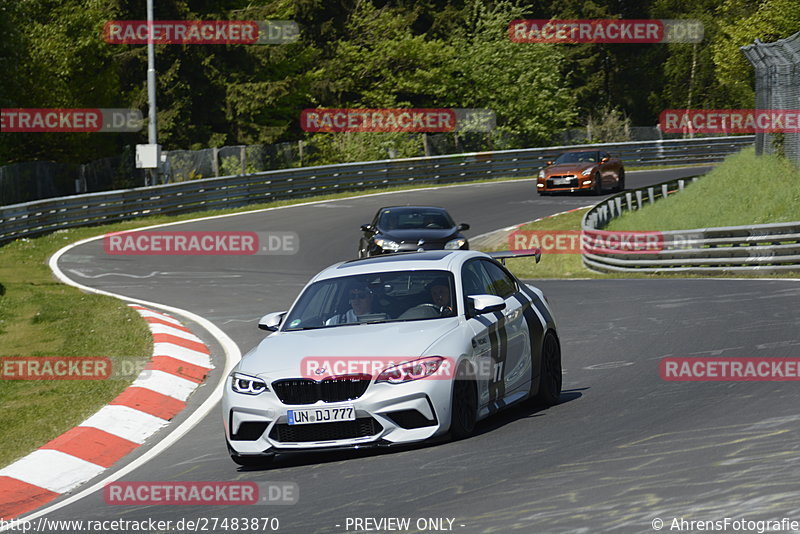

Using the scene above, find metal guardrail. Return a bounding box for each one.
[581,176,800,274]
[0,136,753,245]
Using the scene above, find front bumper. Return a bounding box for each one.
[372,241,469,255]
[223,376,453,455]
[537,175,594,193]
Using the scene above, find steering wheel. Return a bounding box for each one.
[398,303,441,320]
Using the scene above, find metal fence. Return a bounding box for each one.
[582,177,800,274]
[0,153,146,206]
[741,31,800,165]
[0,136,753,245]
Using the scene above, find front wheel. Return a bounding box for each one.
[534,331,562,406]
[450,365,478,440]
[593,173,602,195]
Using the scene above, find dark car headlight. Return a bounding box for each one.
[445,238,467,250]
[581,168,594,176]
[375,238,400,251]
[231,372,268,395]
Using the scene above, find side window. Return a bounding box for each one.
[461,260,494,301]
[480,260,517,299]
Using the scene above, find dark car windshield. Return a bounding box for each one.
[378,208,455,231]
[553,151,599,164]
[283,270,457,330]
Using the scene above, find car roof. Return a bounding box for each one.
[311,250,489,282]
[376,205,450,212]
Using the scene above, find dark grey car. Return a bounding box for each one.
[358,206,470,258]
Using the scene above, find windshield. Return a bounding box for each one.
[378,208,455,231]
[553,151,599,164]
[283,270,457,330]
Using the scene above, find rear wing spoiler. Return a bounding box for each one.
[487,248,542,265]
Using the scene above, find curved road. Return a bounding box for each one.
[44,168,800,533]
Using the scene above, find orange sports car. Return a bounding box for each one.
[537,150,625,195]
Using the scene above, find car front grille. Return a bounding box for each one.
[547,175,578,188]
[270,417,383,443]
[272,375,371,405]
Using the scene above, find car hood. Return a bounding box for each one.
[239,318,461,378]
[380,228,460,243]
[546,163,594,174]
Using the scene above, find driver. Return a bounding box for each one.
[326,282,374,325]
[429,277,454,316]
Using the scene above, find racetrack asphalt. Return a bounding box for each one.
[39,167,800,533]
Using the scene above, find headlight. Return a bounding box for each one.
[581,168,593,176]
[538,170,545,179]
[376,356,445,384]
[231,372,268,395]
[374,238,400,251]
[445,238,466,250]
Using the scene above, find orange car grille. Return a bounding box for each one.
[546,175,578,188]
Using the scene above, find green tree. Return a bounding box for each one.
[713,0,800,107]
[445,0,577,147]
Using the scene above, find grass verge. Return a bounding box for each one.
[0,233,152,468]
[607,147,800,231]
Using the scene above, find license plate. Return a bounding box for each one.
[552,177,572,185]
[287,406,355,425]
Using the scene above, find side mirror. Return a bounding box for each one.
[457,223,470,231]
[601,157,609,163]
[258,311,287,331]
[360,224,374,232]
[468,295,505,315]
[546,160,553,165]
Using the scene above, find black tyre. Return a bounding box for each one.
[450,364,478,440]
[593,172,602,195]
[616,170,625,192]
[534,331,562,406]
